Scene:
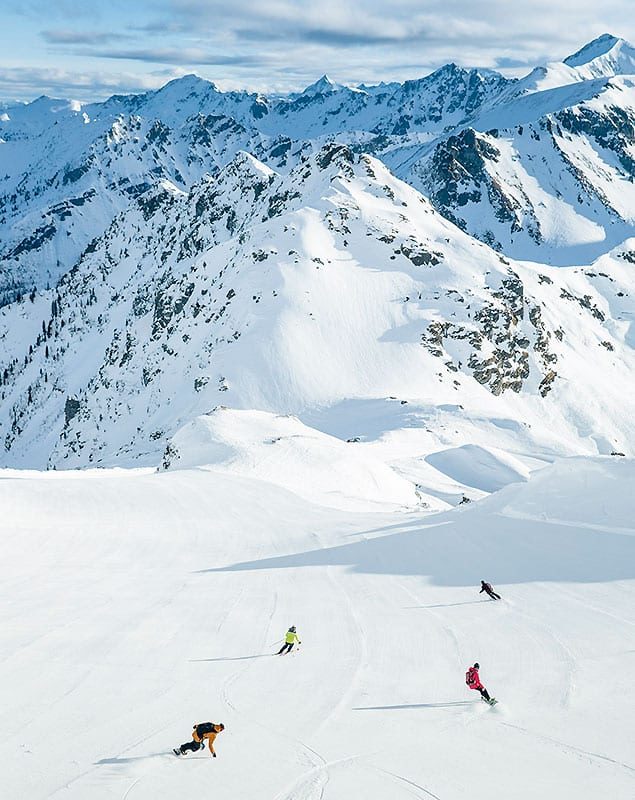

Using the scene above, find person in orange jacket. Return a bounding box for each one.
[173,722,225,757]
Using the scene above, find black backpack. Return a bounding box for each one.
[195,722,215,737]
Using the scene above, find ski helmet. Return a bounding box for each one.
[290,625,296,632]
[474,662,480,669]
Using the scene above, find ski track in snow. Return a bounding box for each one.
[47,721,177,799]
[549,582,635,629]
[215,576,333,800]
[373,766,443,800]
[498,721,635,774]
[121,777,142,800]
[312,531,368,736]
[219,589,278,717]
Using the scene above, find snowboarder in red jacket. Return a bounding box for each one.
[466,663,494,703]
[480,580,501,600]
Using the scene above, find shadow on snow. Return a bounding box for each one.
[96,752,167,765]
[354,701,476,710]
[404,600,490,609]
[189,654,271,662]
[194,513,635,586]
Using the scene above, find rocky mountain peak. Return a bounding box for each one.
[301,75,343,95]
[562,33,635,79]
[564,33,626,67]
[157,73,218,95]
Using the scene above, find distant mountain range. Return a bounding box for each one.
[0,34,633,472]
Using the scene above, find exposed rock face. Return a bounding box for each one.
[64,397,81,425]
[407,80,635,264]
[420,270,562,396]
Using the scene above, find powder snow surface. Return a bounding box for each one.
[0,456,633,799]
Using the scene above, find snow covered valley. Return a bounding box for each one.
[0,455,633,799]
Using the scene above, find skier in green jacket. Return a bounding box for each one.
[278,626,301,655]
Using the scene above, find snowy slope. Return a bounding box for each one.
[0,101,292,303]
[1,145,633,472]
[161,408,421,512]
[391,35,635,262]
[0,456,633,800]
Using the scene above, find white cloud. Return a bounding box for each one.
[0,66,186,102]
[2,0,635,99]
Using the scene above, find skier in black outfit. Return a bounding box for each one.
[480,580,501,600]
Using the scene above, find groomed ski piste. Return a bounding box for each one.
[1,445,634,799]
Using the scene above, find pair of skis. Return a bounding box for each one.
[277,644,301,656]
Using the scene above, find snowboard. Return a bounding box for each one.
[481,696,497,706]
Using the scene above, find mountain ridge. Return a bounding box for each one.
[0,36,634,471]
[1,143,633,470]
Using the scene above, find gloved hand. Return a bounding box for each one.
[212,753,217,758]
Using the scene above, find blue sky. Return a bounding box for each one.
[1,0,633,101]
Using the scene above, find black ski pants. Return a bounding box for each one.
[485,590,501,600]
[278,642,295,655]
[179,739,204,754]
[478,687,491,701]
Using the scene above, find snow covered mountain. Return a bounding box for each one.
[404,73,635,263]
[0,35,634,474]
[2,39,635,800]
[0,144,633,478]
[2,35,634,302]
[0,63,514,301]
[2,35,635,306]
[509,33,635,95]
